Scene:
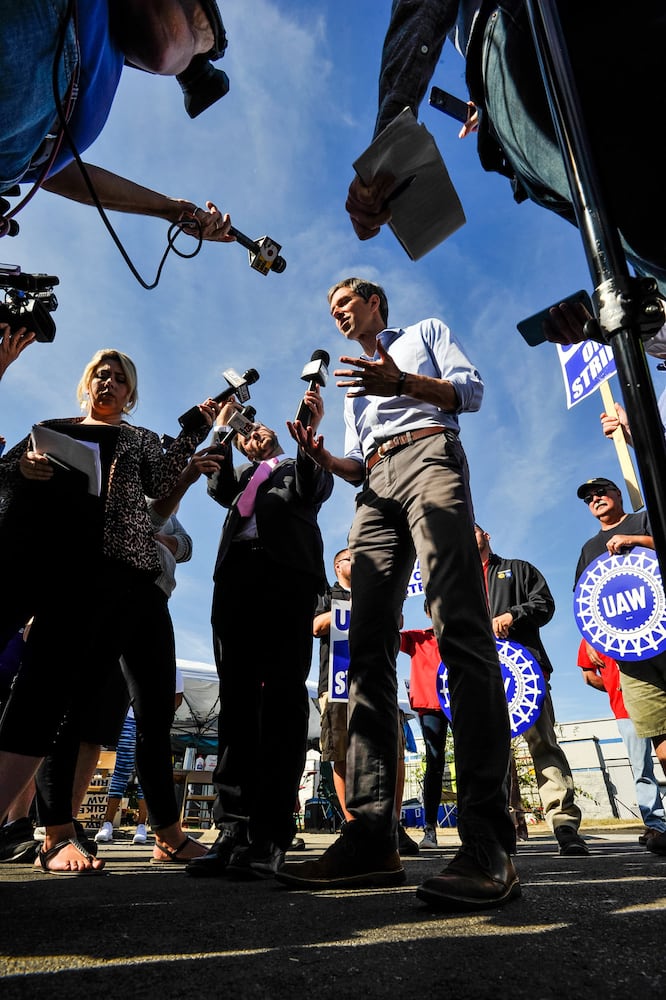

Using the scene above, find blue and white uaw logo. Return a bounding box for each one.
[436,640,546,737]
[574,546,666,660]
[328,599,351,702]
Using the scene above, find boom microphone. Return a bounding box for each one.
[294,349,329,427]
[178,368,259,433]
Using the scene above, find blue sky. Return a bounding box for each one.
[3,0,662,723]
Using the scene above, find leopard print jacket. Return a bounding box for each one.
[0,417,208,575]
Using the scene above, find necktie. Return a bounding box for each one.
[237,457,280,517]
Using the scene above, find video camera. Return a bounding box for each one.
[0,266,59,343]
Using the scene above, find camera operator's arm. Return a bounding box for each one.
[0,324,36,381]
[41,163,236,243]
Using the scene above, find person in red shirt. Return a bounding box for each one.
[400,600,449,849]
[577,640,666,853]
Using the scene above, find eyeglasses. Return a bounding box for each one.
[582,487,612,505]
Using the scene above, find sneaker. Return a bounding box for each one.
[290,836,306,851]
[275,823,406,890]
[398,822,420,856]
[644,829,666,856]
[419,825,438,849]
[554,825,590,856]
[94,821,114,844]
[133,824,148,845]
[227,842,286,879]
[0,817,37,864]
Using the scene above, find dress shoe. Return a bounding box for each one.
[275,822,405,890]
[416,841,521,911]
[226,842,286,879]
[398,822,420,856]
[644,829,666,855]
[554,825,590,856]
[184,825,247,878]
[0,817,37,864]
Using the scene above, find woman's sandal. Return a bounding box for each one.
[37,837,106,876]
[151,835,204,866]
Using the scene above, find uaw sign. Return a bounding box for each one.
[406,560,423,598]
[436,640,546,736]
[574,546,666,660]
[328,598,351,702]
[557,340,616,408]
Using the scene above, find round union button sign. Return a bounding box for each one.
[436,640,546,737]
[574,546,666,660]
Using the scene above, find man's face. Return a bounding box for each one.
[584,486,624,521]
[334,550,352,587]
[474,525,490,556]
[329,287,378,344]
[240,424,279,462]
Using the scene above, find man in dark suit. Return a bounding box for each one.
[186,392,334,879]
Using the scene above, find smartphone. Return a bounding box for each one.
[517,289,594,347]
[429,86,470,124]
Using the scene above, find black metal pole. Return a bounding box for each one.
[524,0,666,575]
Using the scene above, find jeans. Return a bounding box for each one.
[0,0,78,191]
[483,1,666,296]
[616,716,666,832]
[346,432,515,854]
[419,710,449,827]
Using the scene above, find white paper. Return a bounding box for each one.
[353,107,466,260]
[31,424,102,496]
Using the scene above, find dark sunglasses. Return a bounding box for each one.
[582,487,614,504]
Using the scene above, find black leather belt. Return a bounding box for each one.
[366,427,449,472]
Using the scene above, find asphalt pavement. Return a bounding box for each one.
[1,822,665,999]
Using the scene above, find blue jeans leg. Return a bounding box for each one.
[616,716,666,832]
[0,0,77,190]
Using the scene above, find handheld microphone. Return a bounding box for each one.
[294,350,330,427]
[228,226,286,275]
[218,405,257,447]
[178,368,259,433]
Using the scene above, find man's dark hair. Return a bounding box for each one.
[327,277,389,326]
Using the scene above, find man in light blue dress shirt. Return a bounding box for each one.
[278,277,518,911]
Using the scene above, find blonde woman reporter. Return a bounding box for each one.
[0,349,219,873]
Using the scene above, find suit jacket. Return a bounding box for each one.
[208,442,333,586]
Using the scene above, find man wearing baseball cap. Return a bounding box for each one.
[575,477,666,853]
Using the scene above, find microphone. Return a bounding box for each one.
[228,226,286,275]
[205,406,257,475]
[178,368,259,433]
[294,349,329,427]
[218,405,257,447]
